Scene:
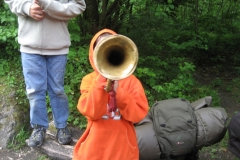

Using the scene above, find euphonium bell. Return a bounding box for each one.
[93,34,138,82]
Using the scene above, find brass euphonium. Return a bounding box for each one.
[93,34,138,92]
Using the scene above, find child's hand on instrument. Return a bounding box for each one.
[96,74,107,89]
[113,81,118,92]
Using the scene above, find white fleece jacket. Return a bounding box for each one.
[4,0,86,55]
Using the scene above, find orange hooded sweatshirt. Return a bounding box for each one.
[72,29,149,160]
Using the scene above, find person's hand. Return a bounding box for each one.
[30,3,44,21]
[96,74,107,89]
[113,81,118,92]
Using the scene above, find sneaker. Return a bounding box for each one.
[56,127,72,145]
[28,125,46,147]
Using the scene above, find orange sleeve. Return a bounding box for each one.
[116,75,149,123]
[77,72,109,120]
[77,72,148,123]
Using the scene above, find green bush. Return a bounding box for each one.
[1,2,221,129]
[64,46,91,128]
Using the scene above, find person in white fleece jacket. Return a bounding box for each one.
[4,0,86,147]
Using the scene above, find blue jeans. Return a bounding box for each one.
[21,53,69,129]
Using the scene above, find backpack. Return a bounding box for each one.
[149,98,197,159]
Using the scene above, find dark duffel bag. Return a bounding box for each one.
[135,113,161,160]
[228,111,240,158]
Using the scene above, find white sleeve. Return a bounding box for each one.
[38,0,86,21]
[4,0,33,16]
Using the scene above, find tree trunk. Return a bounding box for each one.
[81,0,131,35]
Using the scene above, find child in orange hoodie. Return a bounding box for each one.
[72,29,149,160]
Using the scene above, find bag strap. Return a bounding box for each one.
[191,96,212,110]
[160,153,167,159]
[159,147,199,160]
[184,147,199,160]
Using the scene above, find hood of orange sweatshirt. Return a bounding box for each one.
[89,29,117,72]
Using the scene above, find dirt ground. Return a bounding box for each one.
[0,68,240,160]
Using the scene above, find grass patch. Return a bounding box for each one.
[7,127,30,150]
